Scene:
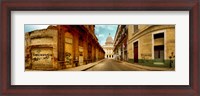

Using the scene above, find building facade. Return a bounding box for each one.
[25,25,105,70]
[113,25,128,61]
[102,34,114,59]
[127,25,175,68]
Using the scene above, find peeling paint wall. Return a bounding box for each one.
[31,47,53,69]
[25,29,58,70]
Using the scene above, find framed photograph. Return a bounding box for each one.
[0,0,199,95]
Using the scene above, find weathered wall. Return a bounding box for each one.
[127,26,133,60]
[25,29,58,70]
[127,25,175,68]
[166,28,175,60]
[31,47,53,69]
[139,33,152,59]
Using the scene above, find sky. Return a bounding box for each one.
[24,25,118,46]
[95,25,118,45]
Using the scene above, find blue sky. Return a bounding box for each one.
[25,25,118,45]
[95,25,118,45]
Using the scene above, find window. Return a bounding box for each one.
[154,32,164,39]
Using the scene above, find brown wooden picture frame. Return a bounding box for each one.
[0,0,199,96]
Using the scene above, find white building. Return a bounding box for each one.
[102,34,114,59]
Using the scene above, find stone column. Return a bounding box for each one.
[56,26,65,69]
[83,32,88,64]
[73,29,79,67]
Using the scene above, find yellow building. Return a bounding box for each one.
[127,25,175,68]
[113,25,128,61]
[102,34,114,59]
[25,25,105,70]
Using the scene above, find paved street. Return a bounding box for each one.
[86,59,145,71]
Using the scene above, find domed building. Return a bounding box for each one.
[102,33,114,59]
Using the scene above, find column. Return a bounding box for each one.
[73,29,79,67]
[83,32,88,64]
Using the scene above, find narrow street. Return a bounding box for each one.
[86,59,143,71]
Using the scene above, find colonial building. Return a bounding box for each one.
[127,25,175,68]
[102,33,114,59]
[25,25,105,70]
[113,25,128,61]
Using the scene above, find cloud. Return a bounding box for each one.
[107,25,118,31]
[100,39,106,46]
[98,34,104,37]
[95,25,118,46]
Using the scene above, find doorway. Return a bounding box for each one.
[153,32,164,63]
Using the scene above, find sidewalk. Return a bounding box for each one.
[120,60,175,71]
[60,59,105,71]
